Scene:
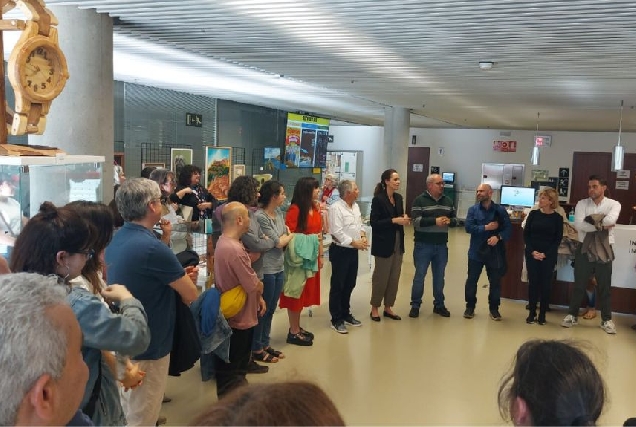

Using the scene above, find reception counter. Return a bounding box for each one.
[500,222,636,314]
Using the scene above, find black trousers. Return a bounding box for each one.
[569,246,613,321]
[525,251,557,317]
[329,244,359,324]
[213,327,253,398]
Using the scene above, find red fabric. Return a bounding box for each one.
[279,204,321,311]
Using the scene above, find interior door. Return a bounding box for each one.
[571,151,633,224]
[406,147,430,214]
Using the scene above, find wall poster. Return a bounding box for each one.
[170,148,193,179]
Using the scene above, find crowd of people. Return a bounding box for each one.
[0,162,630,425]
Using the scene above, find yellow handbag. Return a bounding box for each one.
[220,285,247,318]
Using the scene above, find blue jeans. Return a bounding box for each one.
[411,242,448,309]
[464,258,501,310]
[251,271,284,351]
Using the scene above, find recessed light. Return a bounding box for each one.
[478,61,495,70]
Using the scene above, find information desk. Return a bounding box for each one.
[500,222,636,314]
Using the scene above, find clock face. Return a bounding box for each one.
[21,45,61,99]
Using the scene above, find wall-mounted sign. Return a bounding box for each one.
[186,113,203,127]
[413,164,424,172]
[534,135,552,147]
[616,181,630,190]
[617,169,630,179]
[493,140,517,152]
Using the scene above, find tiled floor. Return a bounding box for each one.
[163,227,636,425]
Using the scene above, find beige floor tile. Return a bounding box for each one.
[162,227,636,425]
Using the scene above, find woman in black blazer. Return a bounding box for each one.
[369,169,411,321]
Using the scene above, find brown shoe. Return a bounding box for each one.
[156,415,167,426]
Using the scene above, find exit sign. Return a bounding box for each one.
[186,113,203,127]
[534,135,552,147]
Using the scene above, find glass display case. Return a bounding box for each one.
[0,155,104,257]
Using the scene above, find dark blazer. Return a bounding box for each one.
[370,192,405,258]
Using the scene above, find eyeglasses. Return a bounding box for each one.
[75,249,95,260]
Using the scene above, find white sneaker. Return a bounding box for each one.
[601,319,617,334]
[561,314,578,328]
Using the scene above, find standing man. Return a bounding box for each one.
[409,174,457,318]
[328,180,369,334]
[213,202,266,396]
[106,178,199,426]
[463,183,511,321]
[561,175,621,334]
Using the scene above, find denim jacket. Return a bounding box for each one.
[67,286,150,426]
[190,289,232,362]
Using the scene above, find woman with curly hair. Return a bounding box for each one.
[280,176,323,346]
[176,164,216,221]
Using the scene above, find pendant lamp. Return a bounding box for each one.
[531,112,540,166]
[611,100,624,172]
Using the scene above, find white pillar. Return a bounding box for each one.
[29,6,114,202]
[383,107,410,184]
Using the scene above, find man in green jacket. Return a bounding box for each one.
[409,174,457,318]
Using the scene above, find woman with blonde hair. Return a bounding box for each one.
[523,187,563,325]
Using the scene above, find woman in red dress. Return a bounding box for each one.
[281,176,323,346]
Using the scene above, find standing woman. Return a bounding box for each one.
[253,180,293,361]
[369,169,410,321]
[176,165,216,221]
[10,202,149,425]
[523,188,563,325]
[281,177,323,346]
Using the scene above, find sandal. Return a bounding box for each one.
[299,328,314,339]
[253,351,279,363]
[286,331,313,346]
[264,347,285,359]
[583,308,597,320]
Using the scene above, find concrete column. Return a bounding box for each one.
[383,107,410,184]
[29,6,114,202]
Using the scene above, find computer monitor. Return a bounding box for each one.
[500,185,536,207]
[442,172,455,183]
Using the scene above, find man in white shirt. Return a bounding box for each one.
[328,180,369,334]
[561,175,621,334]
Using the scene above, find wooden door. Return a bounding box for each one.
[406,147,430,215]
[571,151,635,224]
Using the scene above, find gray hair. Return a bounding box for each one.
[337,180,355,197]
[149,168,174,188]
[426,174,440,185]
[115,178,161,222]
[0,273,68,425]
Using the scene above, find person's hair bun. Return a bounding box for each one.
[38,202,59,220]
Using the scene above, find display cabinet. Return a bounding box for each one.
[0,155,104,256]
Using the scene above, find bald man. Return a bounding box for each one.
[463,184,511,321]
[213,202,265,398]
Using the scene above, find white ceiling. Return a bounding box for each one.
[15,0,636,130]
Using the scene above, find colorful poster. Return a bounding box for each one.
[205,147,231,201]
[264,147,281,170]
[284,113,330,168]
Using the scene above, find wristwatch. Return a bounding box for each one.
[6,0,69,135]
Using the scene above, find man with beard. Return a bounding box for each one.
[463,183,511,321]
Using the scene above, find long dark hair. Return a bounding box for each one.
[11,202,92,278]
[498,340,605,426]
[66,201,114,294]
[374,169,397,196]
[258,180,284,208]
[291,177,319,232]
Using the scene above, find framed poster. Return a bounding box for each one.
[141,162,165,169]
[205,147,232,201]
[233,164,246,181]
[170,148,193,179]
[264,147,281,170]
